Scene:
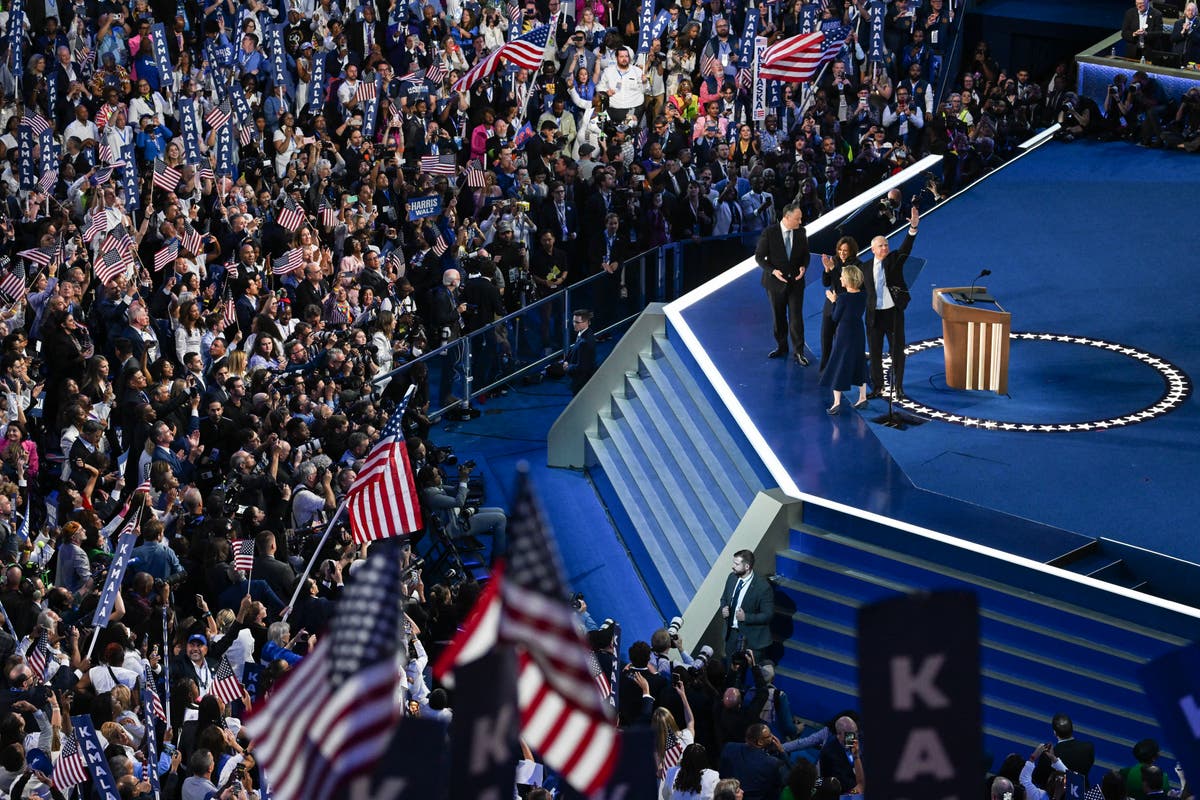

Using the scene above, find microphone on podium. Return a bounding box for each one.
[966,269,991,304]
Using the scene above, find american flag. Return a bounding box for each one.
[239,125,256,147]
[181,223,203,256]
[508,2,523,24]
[272,248,304,275]
[83,211,107,243]
[205,100,232,131]
[420,153,457,176]
[152,159,181,192]
[430,230,448,256]
[198,164,216,182]
[207,656,246,706]
[277,197,306,232]
[346,386,422,542]
[426,63,448,85]
[21,110,50,137]
[98,143,117,163]
[385,248,404,274]
[96,248,132,284]
[17,247,55,267]
[101,224,135,261]
[95,103,116,130]
[25,629,50,681]
[51,733,89,792]
[153,241,179,272]
[0,260,25,303]
[397,70,421,83]
[760,29,845,82]
[660,730,685,777]
[89,166,115,186]
[452,23,551,92]
[232,539,255,572]
[355,79,378,103]
[701,50,721,81]
[142,663,168,722]
[222,291,237,327]
[465,160,486,188]
[588,650,612,705]
[225,262,240,280]
[244,539,406,800]
[38,170,58,194]
[434,469,619,794]
[318,203,337,228]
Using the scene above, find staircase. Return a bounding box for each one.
[770,524,1191,779]
[585,333,769,618]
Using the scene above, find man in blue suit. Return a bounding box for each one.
[150,421,202,484]
[719,723,788,800]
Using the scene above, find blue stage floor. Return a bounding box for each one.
[672,140,1200,564]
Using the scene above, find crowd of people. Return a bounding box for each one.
[0,0,1136,791]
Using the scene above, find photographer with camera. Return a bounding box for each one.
[417,461,508,565]
[1055,92,1101,142]
[290,462,336,530]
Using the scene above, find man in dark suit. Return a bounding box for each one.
[617,640,669,727]
[562,309,597,394]
[754,201,811,365]
[1122,0,1164,58]
[252,531,297,601]
[1034,712,1096,787]
[719,550,774,663]
[347,4,385,62]
[719,723,789,800]
[818,716,861,793]
[864,206,919,399]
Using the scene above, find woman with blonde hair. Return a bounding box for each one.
[653,683,695,783]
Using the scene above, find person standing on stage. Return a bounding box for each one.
[818,236,863,372]
[755,202,812,366]
[865,206,920,401]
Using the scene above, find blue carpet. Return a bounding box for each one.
[676,139,1200,563]
[431,380,665,644]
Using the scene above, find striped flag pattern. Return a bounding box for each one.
[17,248,55,267]
[759,30,846,82]
[143,664,168,722]
[21,110,50,136]
[205,101,232,131]
[660,730,685,778]
[239,125,256,147]
[244,540,406,800]
[0,259,25,303]
[426,63,448,84]
[318,203,337,228]
[152,159,181,192]
[51,734,89,792]
[701,50,721,81]
[222,291,237,327]
[430,230,448,256]
[434,470,620,794]
[232,539,255,572]
[37,170,58,194]
[465,160,486,188]
[272,248,304,275]
[346,386,422,542]
[96,248,132,284]
[207,657,246,706]
[25,630,50,681]
[385,248,404,274]
[181,223,203,256]
[355,79,378,103]
[277,197,306,232]
[452,23,551,92]
[420,153,457,176]
[153,241,179,272]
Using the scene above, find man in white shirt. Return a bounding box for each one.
[63,105,99,148]
[597,48,645,125]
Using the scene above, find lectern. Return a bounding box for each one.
[932,287,1011,394]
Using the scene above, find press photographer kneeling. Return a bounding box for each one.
[417,462,508,565]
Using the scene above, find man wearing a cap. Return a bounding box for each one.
[174,633,218,696]
[525,120,561,179]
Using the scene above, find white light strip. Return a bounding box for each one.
[666,155,943,314]
[1021,123,1061,149]
[661,132,1200,621]
[966,322,976,390]
[991,322,1003,390]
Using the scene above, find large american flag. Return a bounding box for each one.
[96,248,132,284]
[272,248,304,275]
[51,733,89,792]
[152,159,181,192]
[420,153,458,176]
[21,110,50,137]
[277,196,306,232]
[346,385,422,542]
[142,663,168,722]
[453,23,551,92]
[207,656,246,706]
[232,539,255,573]
[245,539,406,800]
[25,629,50,681]
[434,469,620,794]
[0,259,25,304]
[759,31,828,82]
[153,241,179,272]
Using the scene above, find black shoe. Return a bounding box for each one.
[866,390,885,400]
[768,348,786,359]
[895,389,907,400]
[853,398,869,410]
[827,403,841,415]
[794,353,810,367]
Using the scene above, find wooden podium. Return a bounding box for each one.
[932,287,1011,394]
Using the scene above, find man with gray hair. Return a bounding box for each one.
[991,776,1015,800]
[182,750,218,800]
[430,268,467,406]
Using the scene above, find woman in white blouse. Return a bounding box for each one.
[660,744,720,800]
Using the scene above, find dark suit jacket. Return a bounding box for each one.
[253,555,297,602]
[719,742,787,800]
[1034,737,1095,786]
[818,738,856,793]
[862,230,915,328]
[617,667,668,727]
[720,573,774,652]
[755,223,810,290]
[1122,6,1164,44]
[566,327,597,393]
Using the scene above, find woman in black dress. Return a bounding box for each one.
[818,264,870,414]
[818,236,862,371]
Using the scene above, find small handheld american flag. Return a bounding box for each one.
[152,159,181,192]
[51,734,89,792]
[205,101,233,131]
[346,385,422,542]
[232,539,255,573]
[207,657,246,706]
[25,629,50,682]
[277,197,306,232]
[153,241,179,272]
[420,153,458,176]
[273,248,305,275]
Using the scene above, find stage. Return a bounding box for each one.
[667,139,1200,567]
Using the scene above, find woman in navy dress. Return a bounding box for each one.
[819,264,870,414]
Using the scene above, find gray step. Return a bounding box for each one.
[586,432,693,607]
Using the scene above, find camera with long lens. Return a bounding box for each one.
[666,615,683,643]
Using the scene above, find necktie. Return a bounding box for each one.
[731,578,745,626]
[784,228,792,259]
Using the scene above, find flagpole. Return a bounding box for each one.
[162,604,171,732]
[802,60,833,112]
[282,499,348,623]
